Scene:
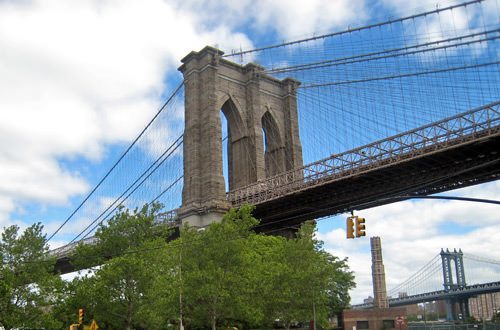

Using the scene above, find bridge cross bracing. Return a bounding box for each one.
[47,0,500,258]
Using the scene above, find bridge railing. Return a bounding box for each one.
[156,209,178,225]
[47,210,179,260]
[228,101,500,206]
[47,236,100,259]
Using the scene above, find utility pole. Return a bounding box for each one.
[313,288,317,330]
[179,245,184,330]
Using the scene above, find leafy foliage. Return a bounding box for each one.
[0,223,59,330]
[175,207,355,330]
[178,205,261,330]
[70,202,172,330]
[9,203,355,330]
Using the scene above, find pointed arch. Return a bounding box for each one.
[262,110,285,177]
[220,97,253,190]
[220,96,245,141]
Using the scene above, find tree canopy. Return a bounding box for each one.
[0,223,60,330]
[2,204,356,330]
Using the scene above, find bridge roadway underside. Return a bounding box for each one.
[251,134,500,232]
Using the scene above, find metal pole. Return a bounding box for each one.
[180,245,184,330]
[424,302,427,328]
[313,288,317,330]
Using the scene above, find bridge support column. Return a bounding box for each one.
[446,299,453,321]
[177,46,303,228]
[445,296,471,322]
[459,298,470,321]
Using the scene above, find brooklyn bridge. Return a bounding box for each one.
[45,0,500,317]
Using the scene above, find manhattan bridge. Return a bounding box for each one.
[48,0,500,317]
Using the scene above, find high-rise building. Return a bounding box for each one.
[371,237,389,309]
[469,292,500,320]
[343,237,407,330]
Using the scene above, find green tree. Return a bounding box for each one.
[38,277,81,329]
[492,310,500,323]
[140,237,182,328]
[466,316,479,324]
[70,202,172,330]
[55,203,355,330]
[87,249,156,329]
[323,251,356,316]
[175,205,355,330]
[179,205,260,330]
[0,223,58,330]
[73,202,169,269]
[259,222,355,329]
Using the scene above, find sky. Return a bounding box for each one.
[1,0,499,305]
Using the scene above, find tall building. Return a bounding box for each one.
[343,237,407,330]
[371,237,389,309]
[469,292,500,320]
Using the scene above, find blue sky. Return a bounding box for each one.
[1,0,499,304]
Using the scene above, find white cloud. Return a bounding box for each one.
[253,0,369,40]
[171,0,369,41]
[1,0,375,230]
[381,0,492,63]
[0,196,16,225]
[0,0,256,226]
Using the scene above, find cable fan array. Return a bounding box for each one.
[48,0,500,246]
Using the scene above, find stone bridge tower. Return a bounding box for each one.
[177,46,303,227]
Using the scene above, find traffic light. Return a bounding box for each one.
[346,216,355,239]
[355,217,366,237]
[79,309,84,324]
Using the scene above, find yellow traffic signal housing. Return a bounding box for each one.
[346,216,355,239]
[79,309,84,324]
[355,217,366,237]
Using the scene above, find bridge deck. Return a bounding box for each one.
[353,281,500,309]
[228,102,500,230]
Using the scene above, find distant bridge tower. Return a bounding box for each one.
[177,46,303,228]
[371,237,389,309]
[440,248,469,321]
[441,248,466,291]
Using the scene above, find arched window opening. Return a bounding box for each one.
[450,259,457,285]
[220,98,252,190]
[220,111,229,192]
[262,111,284,177]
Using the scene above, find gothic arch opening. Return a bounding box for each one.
[262,110,285,177]
[220,111,229,192]
[450,258,457,285]
[220,98,252,190]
